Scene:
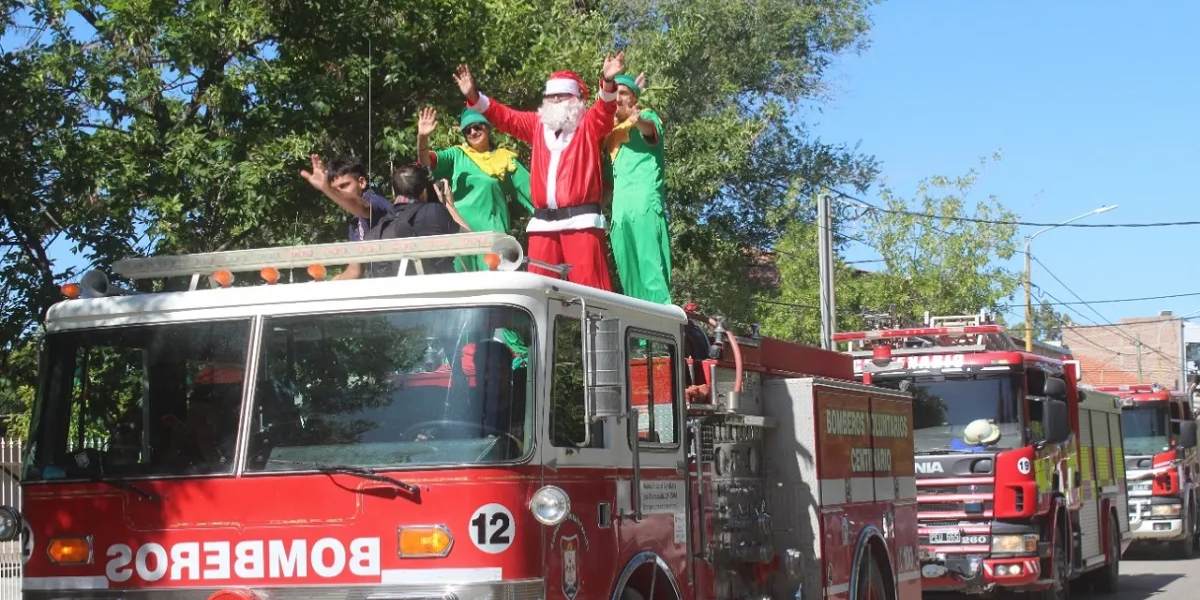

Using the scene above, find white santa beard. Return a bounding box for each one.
[538,97,586,133]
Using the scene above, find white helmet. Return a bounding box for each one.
[963,419,1001,445]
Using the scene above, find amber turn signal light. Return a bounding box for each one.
[307,264,327,281]
[260,267,280,285]
[60,283,81,299]
[397,525,453,557]
[211,270,234,288]
[483,253,501,271]
[47,536,92,565]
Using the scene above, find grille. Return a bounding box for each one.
[920,501,962,512]
[922,484,996,495]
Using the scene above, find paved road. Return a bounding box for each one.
[1110,546,1199,600]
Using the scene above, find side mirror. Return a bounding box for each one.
[1044,376,1068,401]
[1044,399,1071,444]
[583,311,624,421]
[1179,421,1198,449]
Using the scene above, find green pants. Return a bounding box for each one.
[455,255,487,273]
[611,212,672,304]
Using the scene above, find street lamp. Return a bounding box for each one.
[1024,205,1118,351]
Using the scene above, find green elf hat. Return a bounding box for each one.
[614,74,641,97]
[459,108,490,133]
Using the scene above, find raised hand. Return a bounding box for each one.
[453,64,477,100]
[300,154,328,190]
[603,52,626,81]
[635,72,646,90]
[417,107,438,138]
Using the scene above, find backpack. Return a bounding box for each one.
[362,202,458,278]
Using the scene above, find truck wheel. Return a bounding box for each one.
[1035,529,1069,600]
[854,553,890,600]
[1193,499,1200,552]
[1172,503,1195,559]
[1093,516,1120,593]
[620,587,647,600]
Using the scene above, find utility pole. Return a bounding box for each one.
[1180,317,1187,392]
[818,192,836,350]
[1024,248,1033,351]
[1136,334,1144,383]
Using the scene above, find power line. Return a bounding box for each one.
[1030,255,1177,365]
[824,188,1200,229]
[1029,288,1200,306]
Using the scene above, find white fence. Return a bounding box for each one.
[0,438,22,600]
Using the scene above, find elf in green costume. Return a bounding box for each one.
[602,73,672,305]
[417,107,533,365]
[417,107,535,273]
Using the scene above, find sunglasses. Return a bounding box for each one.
[464,124,488,135]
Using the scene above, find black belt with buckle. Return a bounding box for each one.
[533,204,601,221]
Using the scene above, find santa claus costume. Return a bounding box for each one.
[466,71,617,291]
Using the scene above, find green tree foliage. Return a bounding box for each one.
[1030,298,1072,342]
[0,0,881,336]
[761,156,1022,344]
[1,0,885,429]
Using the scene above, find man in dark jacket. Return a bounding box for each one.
[346,164,473,279]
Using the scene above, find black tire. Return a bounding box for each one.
[1171,501,1195,559]
[854,552,891,600]
[1093,516,1120,593]
[1035,526,1070,600]
[620,587,647,600]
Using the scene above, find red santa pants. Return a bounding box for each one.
[528,228,613,291]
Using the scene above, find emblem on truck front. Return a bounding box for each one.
[562,535,580,600]
[915,461,944,474]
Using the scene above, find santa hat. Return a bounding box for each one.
[544,71,589,101]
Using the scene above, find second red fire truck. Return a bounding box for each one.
[4,233,922,600]
[836,312,1131,600]
[1096,383,1200,557]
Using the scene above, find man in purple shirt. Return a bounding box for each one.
[301,154,395,280]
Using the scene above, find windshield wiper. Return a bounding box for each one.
[77,473,159,501]
[268,460,419,495]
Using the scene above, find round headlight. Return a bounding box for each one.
[529,485,571,526]
[0,506,20,542]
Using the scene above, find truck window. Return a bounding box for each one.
[244,306,534,471]
[549,315,605,448]
[878,372,1022,452]
[628,334,679,447]
[1120,401,1171,455]
[25,320,251,481]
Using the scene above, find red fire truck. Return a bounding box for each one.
[2,233,921,600]
[835,312,1132,599]
[1095,383,1200,556]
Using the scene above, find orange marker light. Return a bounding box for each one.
[212,270,234,288]
[47,536,91,565]
[397,526,453,557]
[61,283,81,299]
[307,264,327,281]
[260,267,280,285]
[483,253,501,271]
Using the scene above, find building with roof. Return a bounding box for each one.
[1062,311,1191,390]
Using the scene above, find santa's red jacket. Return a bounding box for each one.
[468,88,617,233]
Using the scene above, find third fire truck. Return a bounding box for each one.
[6,233,920,600]
[1097,383,1200,556]
[835,313,1131,599]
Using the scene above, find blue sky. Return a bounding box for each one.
[811,1,1200,327]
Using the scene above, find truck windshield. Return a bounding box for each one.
[879,373,1023,453]
[1120,402,1171,456]
[25,320,252,482]
[243,306,534,471]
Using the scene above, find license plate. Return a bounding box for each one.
[928,530,962,544]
